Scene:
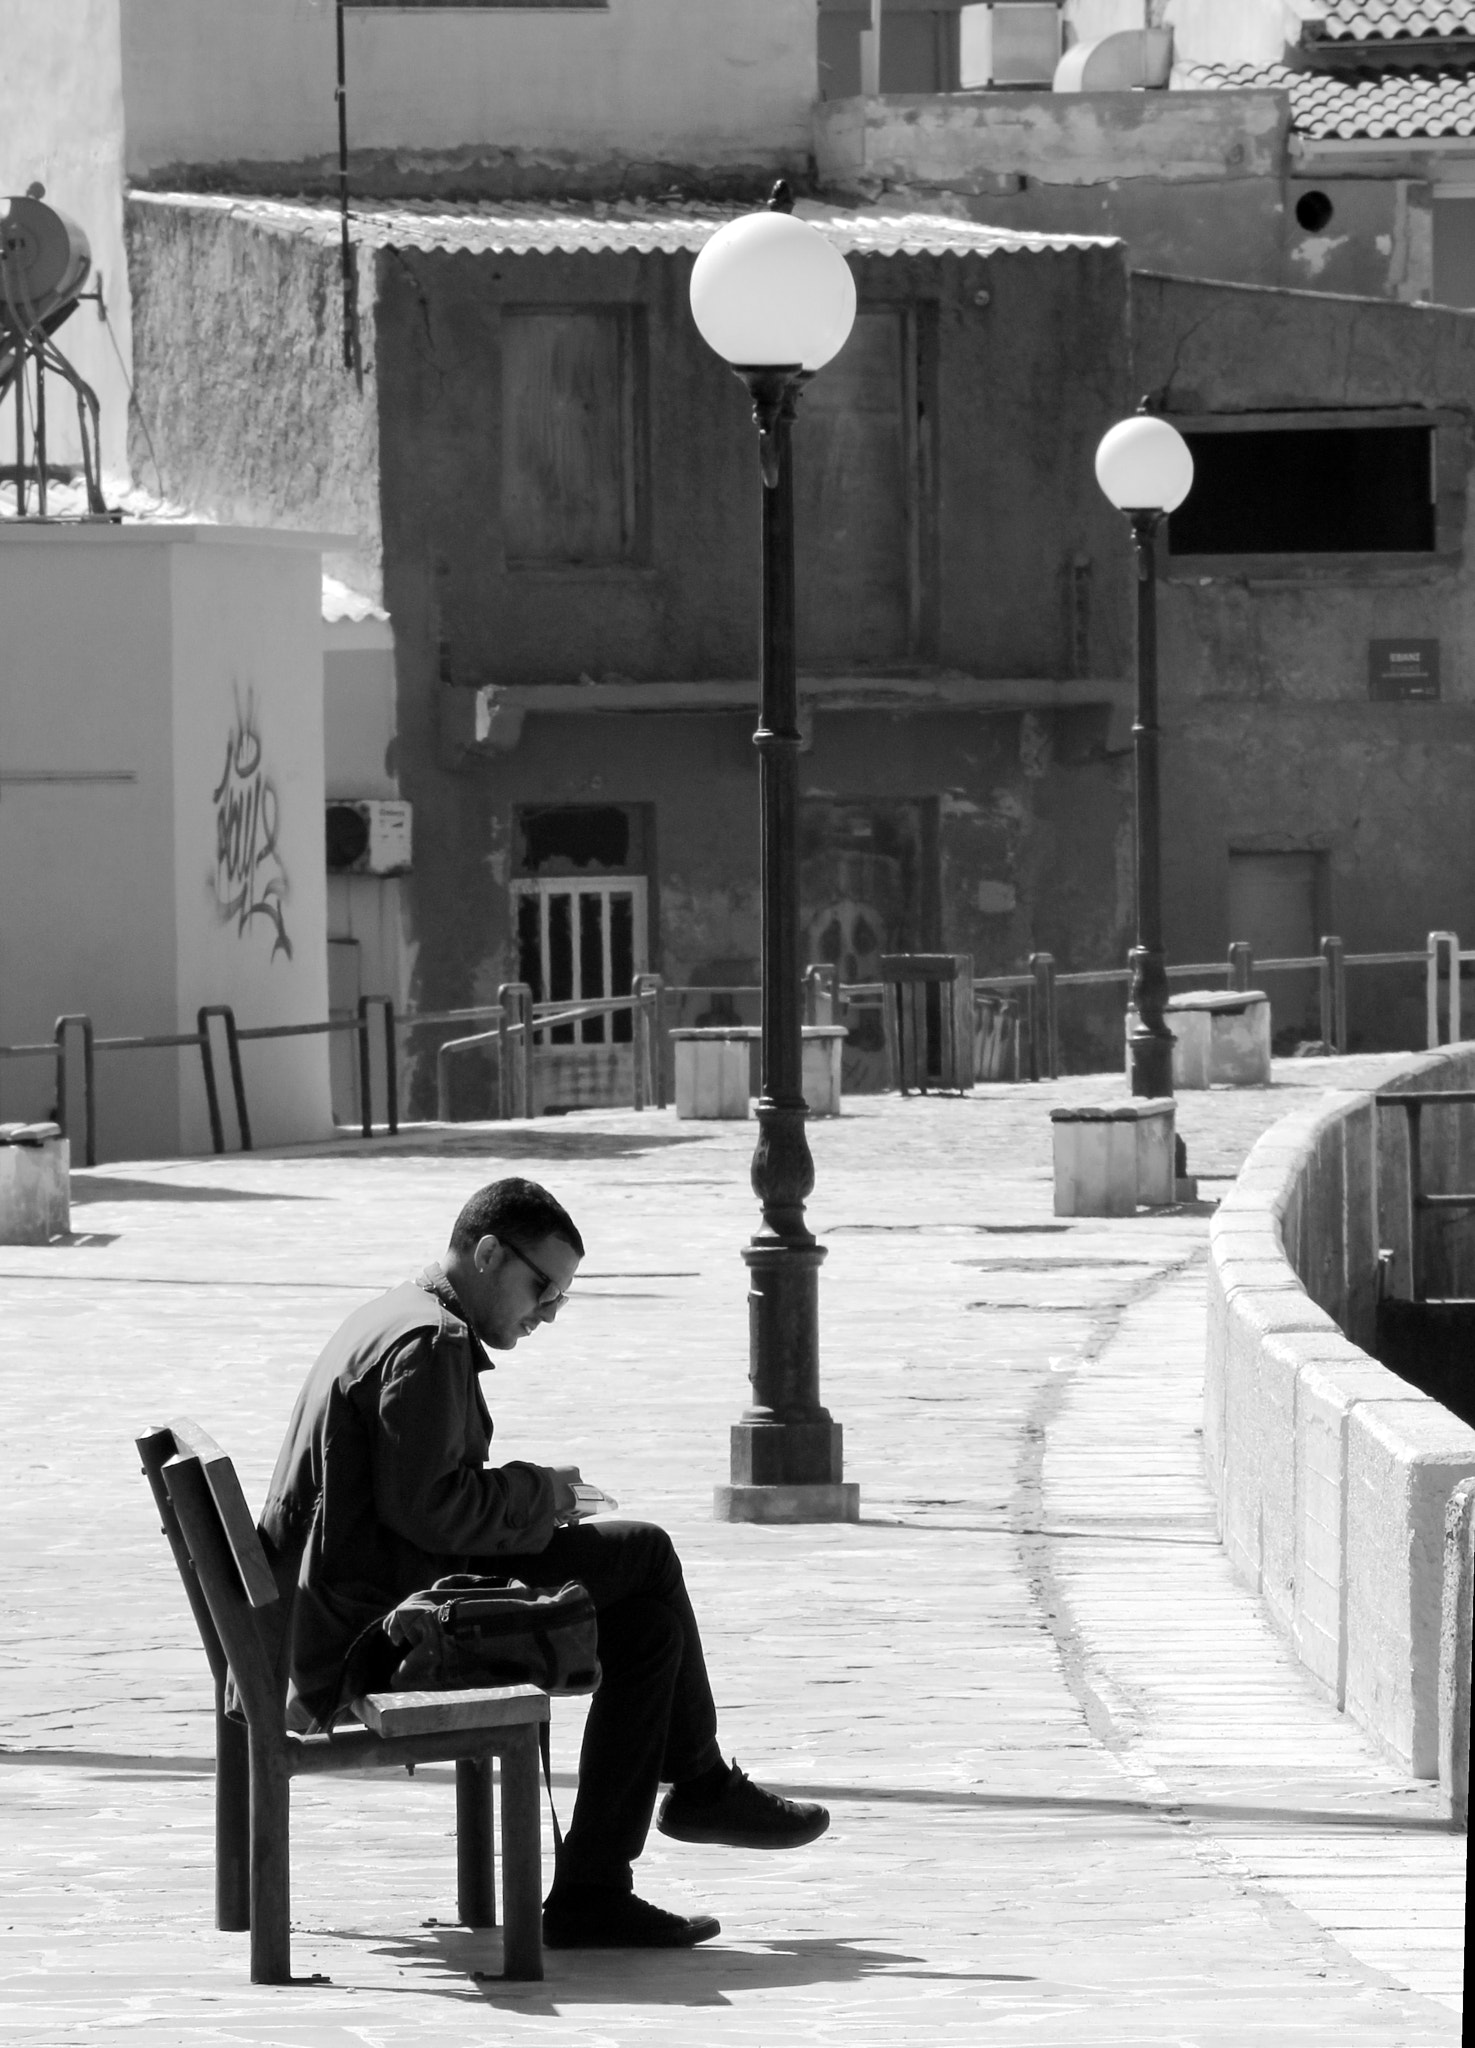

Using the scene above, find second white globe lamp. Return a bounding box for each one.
[1095,413,1194,515]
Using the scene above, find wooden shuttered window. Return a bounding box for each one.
[796,307,916,665]
[501,307,644,567]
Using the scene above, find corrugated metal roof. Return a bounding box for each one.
[130,190,1116,260]
[1180,57,1475,138]
[1313,1,1475,41]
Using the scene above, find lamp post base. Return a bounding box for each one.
[714,1481,861,1525]
[1128,1025,1174,1100]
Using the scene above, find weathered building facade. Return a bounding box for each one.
[818,0,1475,308]
[127,194,1140,1096]
[125,183,1475,1081]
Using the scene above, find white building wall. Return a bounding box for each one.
[120,0,816,182]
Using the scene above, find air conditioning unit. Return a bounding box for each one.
[991,2,1061,85]
[326,799,412,876]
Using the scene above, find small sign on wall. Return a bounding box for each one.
[1369,638,1440,701]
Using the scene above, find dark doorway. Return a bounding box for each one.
[801,797,939,1092]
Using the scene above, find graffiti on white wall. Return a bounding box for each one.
[211,687,293,960]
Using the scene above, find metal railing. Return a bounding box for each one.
[4,934,1469,1156]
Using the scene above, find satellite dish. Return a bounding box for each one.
[0,188,111,518]
[0,193,92,334]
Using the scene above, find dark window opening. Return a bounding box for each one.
[1170,426,1435,556]
[517,805,633,873]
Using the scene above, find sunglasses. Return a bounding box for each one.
[498,1237,572,1310]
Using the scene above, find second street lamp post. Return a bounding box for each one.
[1095,409,1195,1100]
[689,184,860,1524]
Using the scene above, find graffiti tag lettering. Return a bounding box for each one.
[211,689,293,961]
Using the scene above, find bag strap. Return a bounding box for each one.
[538,1718,563,1856]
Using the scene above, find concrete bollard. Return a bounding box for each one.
[0,1123,69,1243]
[1165,990,1272,1088]
[1051,1099,1176,1216]
[672,1030,750,1120]
[800,1026,847,1118]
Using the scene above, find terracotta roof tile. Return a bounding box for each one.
[1180,57,1475,138]
[129,190,1116,261]
[1315,1,1475,41]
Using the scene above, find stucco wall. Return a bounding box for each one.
[1207,1049,1475,1783]
[0,0,133,477]
[1132,274,1475,1040]
[120,0,814,197]
[0,526,334,1161]
[371,235,1131,687]
[814,92,1426,301]
[368,229,1136,1098]
[125,195,380,598]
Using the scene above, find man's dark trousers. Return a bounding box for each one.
[495,1518,720,1891]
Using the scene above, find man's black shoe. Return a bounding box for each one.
[656,1762,830,1851]
[542,1885,721,1949]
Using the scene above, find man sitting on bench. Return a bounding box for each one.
[260,1175,829,1949]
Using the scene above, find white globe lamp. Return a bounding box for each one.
[1095,413,1194,515]
[690,209,857,372]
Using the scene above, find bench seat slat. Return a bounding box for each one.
[353,1686,551,1738]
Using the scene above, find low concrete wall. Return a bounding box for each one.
[1208,1047,1475,1792]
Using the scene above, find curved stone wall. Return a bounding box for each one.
[1207,1047,1475,1791]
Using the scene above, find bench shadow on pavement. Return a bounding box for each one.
[389,1928,1037,2009]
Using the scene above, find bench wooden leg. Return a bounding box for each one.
[248,1735,292,1985]
[498,1730,543,1981]
[216,1701,250,1932]
[456,1756,496,1929]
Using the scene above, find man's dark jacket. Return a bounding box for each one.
[259,1270,559,1726]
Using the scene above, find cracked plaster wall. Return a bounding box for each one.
[124,197,381,596]
[1132,272,1475,1044]
[815,91,1426,303]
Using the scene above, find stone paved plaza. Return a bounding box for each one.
[0,1058,1464,2044]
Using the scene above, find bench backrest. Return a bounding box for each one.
[136,1419,287,1739]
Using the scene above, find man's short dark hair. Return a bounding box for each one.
[449,1178,585,1259]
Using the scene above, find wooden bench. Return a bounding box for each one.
[137,1420,549,1985]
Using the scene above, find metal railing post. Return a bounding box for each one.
[436,1039,455,1123]
[382,1000,398,1135]
[1428,931,1461,1048]
[354,996,398,1138]
[1319,934,1347,1055]
[53,1013,96,1167]
[1028,952,1058,1081]
[196,1005,252,1153]
[631,972,666,1111]
[1228,940,1253,992]
[498,983,533,1119]
[356,995,375,1138]
[632,978,649,1112]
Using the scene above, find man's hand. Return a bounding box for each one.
[549,1465,583,1519]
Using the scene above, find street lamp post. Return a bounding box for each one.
[1095,410,1194,1100]
[689,184,860,1524]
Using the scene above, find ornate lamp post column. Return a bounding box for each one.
[1095,410,1194,1100]
[689,185,860,1524]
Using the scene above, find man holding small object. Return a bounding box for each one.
[261,1175,828,1950]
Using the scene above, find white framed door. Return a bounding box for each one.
[512,876,648,1044]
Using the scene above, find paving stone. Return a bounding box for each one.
[0,1059,1461,2042]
